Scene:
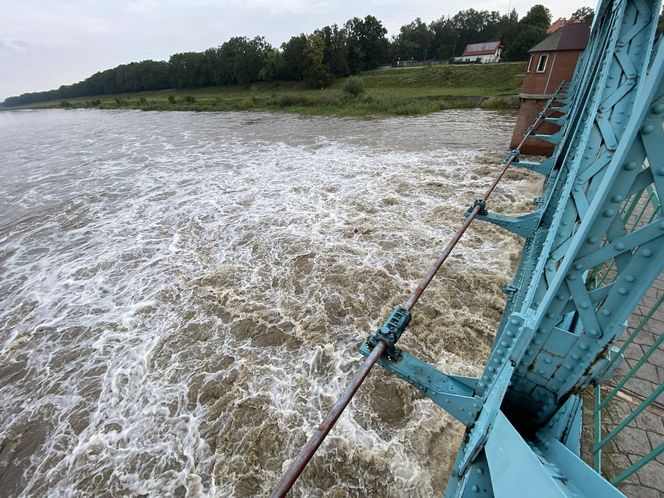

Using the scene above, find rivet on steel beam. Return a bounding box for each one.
[615,242,626,250]
[588,329,599,337]
[567,274,577,280]
[656,168,664,176]
[587,236,598,243]
[579,302,589,309]
[579,343,589,351]
[624,162,637,170]
[617,287,628,295]
[611,194,624,203]
[601,309,611,316]
[642,248,654,257]
[572,353,580,360]
[642,124,654,134]
[574,262,583,270]
[556,294,566,301]
[625,274,636,282]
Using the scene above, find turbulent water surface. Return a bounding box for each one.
[0,109,538,497]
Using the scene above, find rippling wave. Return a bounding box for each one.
[0,109,537,497]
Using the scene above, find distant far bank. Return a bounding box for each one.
[2,63,526,118]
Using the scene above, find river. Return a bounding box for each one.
[0,108,536,497]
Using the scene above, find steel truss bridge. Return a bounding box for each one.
[273,0,664,495]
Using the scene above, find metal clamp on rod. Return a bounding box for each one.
[465,199,488,217]
[508,149,520,163]
[366,306,411,361]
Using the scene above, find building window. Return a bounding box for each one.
[527,55,533,72]
[536,53,548,73]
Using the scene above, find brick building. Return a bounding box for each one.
[510,22,590,155]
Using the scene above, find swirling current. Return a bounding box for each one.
[0,109,539,497]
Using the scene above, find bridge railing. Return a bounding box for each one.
[588,186,664,493]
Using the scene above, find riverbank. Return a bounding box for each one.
[2,63,526,117]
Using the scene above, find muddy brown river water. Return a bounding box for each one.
[0,108,538,497]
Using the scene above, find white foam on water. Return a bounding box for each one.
[0,108,536,497]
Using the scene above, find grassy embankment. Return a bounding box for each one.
[8,62,527,117]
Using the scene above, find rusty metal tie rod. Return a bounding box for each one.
[269,83,567,497]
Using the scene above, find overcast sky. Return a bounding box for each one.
[1,0,592,101]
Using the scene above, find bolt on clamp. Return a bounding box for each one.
[367,306,411,361]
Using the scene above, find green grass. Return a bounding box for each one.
[5,62,527,117]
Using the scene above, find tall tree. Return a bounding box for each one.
[281,34,309,81]
[315,25,350,77]
[571,6,594,23]
[169,52,208,88]
[345,15,389,73]
[428,16,456,60]
[393,18,434,60]
[503,5,551,61]
[303,34,333,87]
[259,49,285,82]
[497,9,520,51]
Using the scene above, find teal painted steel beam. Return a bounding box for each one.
[358,344,480,425]
[544,116,567,126]
[485,412,577,497]
[536,395,584,456]
[530,131,563,144]
[512,157,555,176]
[474,211,541,238]
[538,439,626,498]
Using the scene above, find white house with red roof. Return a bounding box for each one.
[456,41,503,63]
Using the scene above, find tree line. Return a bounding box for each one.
[3,5,594,107]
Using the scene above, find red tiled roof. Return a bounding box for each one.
[548,19,567,33]
[461,41,501,56]
[529,23,590,53]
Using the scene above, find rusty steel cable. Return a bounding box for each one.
[269,83,568,498]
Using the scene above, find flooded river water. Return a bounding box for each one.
[0,108,536,497]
